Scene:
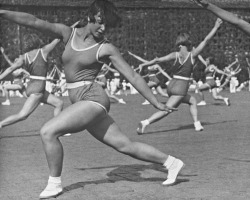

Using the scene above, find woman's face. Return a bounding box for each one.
[89,12,106,39]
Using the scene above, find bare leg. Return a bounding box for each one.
[42,91,64,117]
[182,94,204,131]
[39,101,184,198]
[156,85,169,98]
[211,88,230,105]
[137,95,183,134]
[2,84,22,103]
[182,94,198,122]
[0,93,43,128]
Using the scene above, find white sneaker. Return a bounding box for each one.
[194,121,204,131]
[162,159,184,186]
[197,101,206,106]
[137,121,148,135]
[224,98,230,106]
[1,100,10,105]
[118,99,126,104]
[39,183,63,199]
[142,100,150,105]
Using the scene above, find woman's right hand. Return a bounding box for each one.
[154,102,178,112]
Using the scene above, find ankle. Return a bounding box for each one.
[48,176,61,184]
[163,155,176,169]
[141,119,150,126]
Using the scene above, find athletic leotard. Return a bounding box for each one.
[147,65,160,86]
[24,49,48,96]
[62,28,110,112]
[167,52,194,96]
[204,65,216,89]
[96,67,108,89]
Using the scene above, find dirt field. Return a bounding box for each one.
[0,90,250,200]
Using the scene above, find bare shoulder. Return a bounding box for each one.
[99,42,120,57]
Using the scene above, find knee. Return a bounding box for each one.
[115,140,134,154]
[55,100,64,109]
[189,96,197,105]
[17,112,29,121]
[40,124,55,141]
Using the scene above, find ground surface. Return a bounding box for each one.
[0,90,250,200]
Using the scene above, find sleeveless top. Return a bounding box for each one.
[205,65,216,79]
[172,52,194,78]
[24,49,47,77]
[62,28,107,83]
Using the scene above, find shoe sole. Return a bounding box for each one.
[162,163,185,186]
[39,191,63,199]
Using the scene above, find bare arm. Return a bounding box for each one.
[0,10,71,43]
[128,51,148,63]
[190,0,250,36]
[0,47,13,65]
[197,55,207,66]
[100,44,175,111]
[138,52,176,71]
[246,57,250,68]
[0,56,24,80]
[192,18,222,57]
[156,66,172,80]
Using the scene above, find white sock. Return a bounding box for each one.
[48,176,61,184]
[142,119,150,125]
[163,155,176,169]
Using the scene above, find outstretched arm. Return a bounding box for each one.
[128,51,148,63]
[225,59,238,71]
[138,52,176,71]
[246,57,250,68]
[156,66,172,80]
[190,0,250,36]
[197,55,207,67]
[100,44,176,112]
[0,56,24,80]
[0,47,13,65]
[212,66,229,76]
[0,10,71,43]
[41,21,80,57]
[192,18,222,57]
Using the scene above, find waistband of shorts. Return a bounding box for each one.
[66,81,92,89]
[173,75,191,81]
[148,74,156,77]
[206,77,214,80]
[29,75,46,80]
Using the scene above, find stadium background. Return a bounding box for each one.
[1,0,250,83]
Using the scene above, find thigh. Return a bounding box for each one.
[19,93,44,115]
[87,114,131,149]
[42,91,61,106]
[166,95,184,108]
[199,83,211,91]
[43,101,106,136]
[181,93,192,104]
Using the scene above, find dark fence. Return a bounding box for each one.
[1,0,250,82]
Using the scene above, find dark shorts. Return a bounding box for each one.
[26,79,46,97]
[205,78,217,89]
[167,78,189,96]
[148,75,160,86]
[68,82,110,113]
[13,79,24,89]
